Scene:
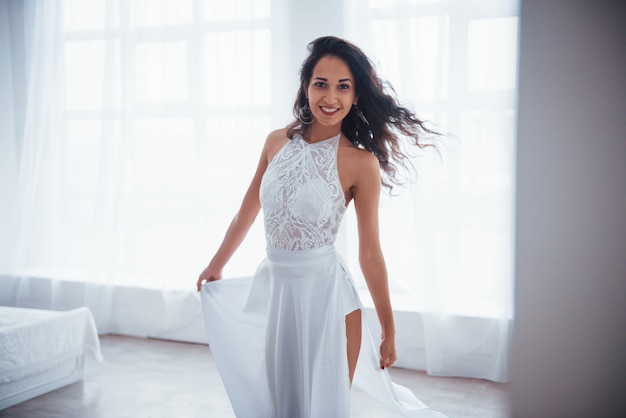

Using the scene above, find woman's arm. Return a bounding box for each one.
[196,131,284,291]
[352,152,397,369]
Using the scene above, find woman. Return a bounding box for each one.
[197,36,448,418]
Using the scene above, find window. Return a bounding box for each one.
[344,0,519,317]
[61,0,272,287]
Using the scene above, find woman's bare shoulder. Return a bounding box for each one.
[264,128,290,162]
[338,140,381,199]
[266,127,289,141]
[340,141,379,172]
[265,128,289,147]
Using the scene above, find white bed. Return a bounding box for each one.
[0,306,102,410]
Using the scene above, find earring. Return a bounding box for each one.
[297,102,314,125]
[354,104,369,126]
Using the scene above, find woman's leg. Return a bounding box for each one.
[345,309,362,385]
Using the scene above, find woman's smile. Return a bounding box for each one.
[307,55,356,129]
[320,106,341,115]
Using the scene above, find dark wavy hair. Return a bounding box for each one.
[287,36,439,192]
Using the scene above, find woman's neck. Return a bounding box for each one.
[305,123,341,143]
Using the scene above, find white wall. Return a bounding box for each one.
[512,0,626,416]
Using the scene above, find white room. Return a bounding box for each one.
[0,0,624,417]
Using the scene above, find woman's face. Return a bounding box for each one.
[306,55,356,129]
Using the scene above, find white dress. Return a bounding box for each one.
[200,133,448,418]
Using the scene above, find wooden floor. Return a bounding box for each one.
[1,335,510,418]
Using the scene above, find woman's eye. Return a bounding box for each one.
[339,84,350,90]
[314,82,326,88]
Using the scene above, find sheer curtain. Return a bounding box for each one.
[1,0,276,340]
[1,0,517,381]
[343,0,518,381]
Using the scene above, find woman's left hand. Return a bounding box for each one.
[379,336,397,369]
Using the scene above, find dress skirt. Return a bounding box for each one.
[200,245,448,418]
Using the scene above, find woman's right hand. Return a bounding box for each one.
[196,264,222,292]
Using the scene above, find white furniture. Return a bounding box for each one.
[0,306,102,410]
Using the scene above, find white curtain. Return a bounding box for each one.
[0,0,272,339]
[0,0,20,271]
[342,0,518,382]
[0,0,517,382]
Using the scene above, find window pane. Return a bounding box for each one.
[204,115,269,241]
[63,0,117,30]
[66,119,122,267]
[368,0,445,7]
[468,17,518,91]
[204,116,270,278]
[204,30,271,107]
[68,120,103,193]
[65,40,121,110]
[371,16,448,100]
[203,0,270,21]
[131,0,193,26]
[133,118,196,192]
[205,115,270,200]
[135,42,188,103]
[459,110,516,190]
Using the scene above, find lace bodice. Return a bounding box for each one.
[260,133,347,251]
